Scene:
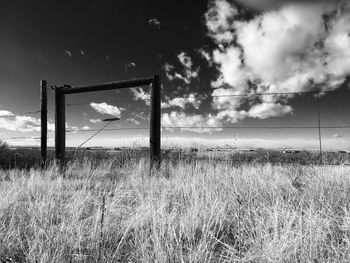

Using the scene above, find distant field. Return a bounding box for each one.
[1,157,350,262]
[1,147,350,170]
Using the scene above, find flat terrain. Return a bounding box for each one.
[1,158,350,262]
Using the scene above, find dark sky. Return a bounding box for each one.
[0,0,349,150]
[0,0,208,92]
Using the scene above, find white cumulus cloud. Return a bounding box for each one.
[162,112,222,134]
[0,110,14,117]
[89,119,101,124]
[90,102,122,117]
[130,87,150,106]
[236,0,343,11]
[149,18,161,28]
[0,110,55,133]
[205,0,238,43]
[248,103,293,119]
[162,93,201,110]
[125,62,136,72]
[204,0,350,123]
[177,52,200,84]
[163,52,200,84]
[126,118,141,125]
[198,48,213,66]
[64,50,72,57]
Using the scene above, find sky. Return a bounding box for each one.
[0,0,350,150]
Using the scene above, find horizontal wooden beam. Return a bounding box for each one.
[63,77,154,95]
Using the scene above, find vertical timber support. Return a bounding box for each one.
[317,93,323,165]
[55,87,66,169]
[50,77,158,171]
[40,80,48,169]
[150,75,161,169]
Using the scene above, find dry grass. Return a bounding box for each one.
[1,158,350,262]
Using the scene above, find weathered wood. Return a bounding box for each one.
[40,80,47,169]
[55,88,66,167]
[317,94,323,165]
[63,78,154,95]
[150,75,161,169]
[53,75,162,171]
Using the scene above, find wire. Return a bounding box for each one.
[73,120,115,155]
[1,137,29,140]
[162,126,350,130]
[67,127,149,132]
[66,93,151,107]
[0,136,40,141]
[65,88,350,107]
[66,125,350,133]
[0,110,41,118]
[67,102,93,107]
[2,125,350,144]
[211,89,350,98]
[67,101,119,107]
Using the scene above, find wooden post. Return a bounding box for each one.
[317,93,323,165]
[55,87,66,168]
[40,80,47,169]
[150,75,161,169]
[50,77,158,171]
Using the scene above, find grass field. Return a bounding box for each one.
[1,147,350,170]
[1,156,350,262]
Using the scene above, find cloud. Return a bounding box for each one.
[0,110,14,117]
[149,18,161,28]
[248,103,293,119]
[0,110,55,133]
[333,133,344,138]
[236,0,343,11]
[212,47,248,90]
[216,109,248,123]
[130,87,150,105]
[89,119,101,124]
[90,102,122,117]
[68,126,79,133]
[162,112,221,133]
[132,111,149,121]
[164,63,176,81]
[125,62,136,72]
[177,52,200,83]
[163,62,176,81]
[198,48,213,66]
[204,0,350,123]
[0,116,41,133]
[162,93,202,109]
[163,52,200,84]
[205,0,238,43]
[0,110,96,141]
[178,52,194,69]
[64,50,72,57]
[126,118,141,125]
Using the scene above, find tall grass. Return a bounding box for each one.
[1,158,350,262]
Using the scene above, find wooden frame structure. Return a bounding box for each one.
[40,75,161,169]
